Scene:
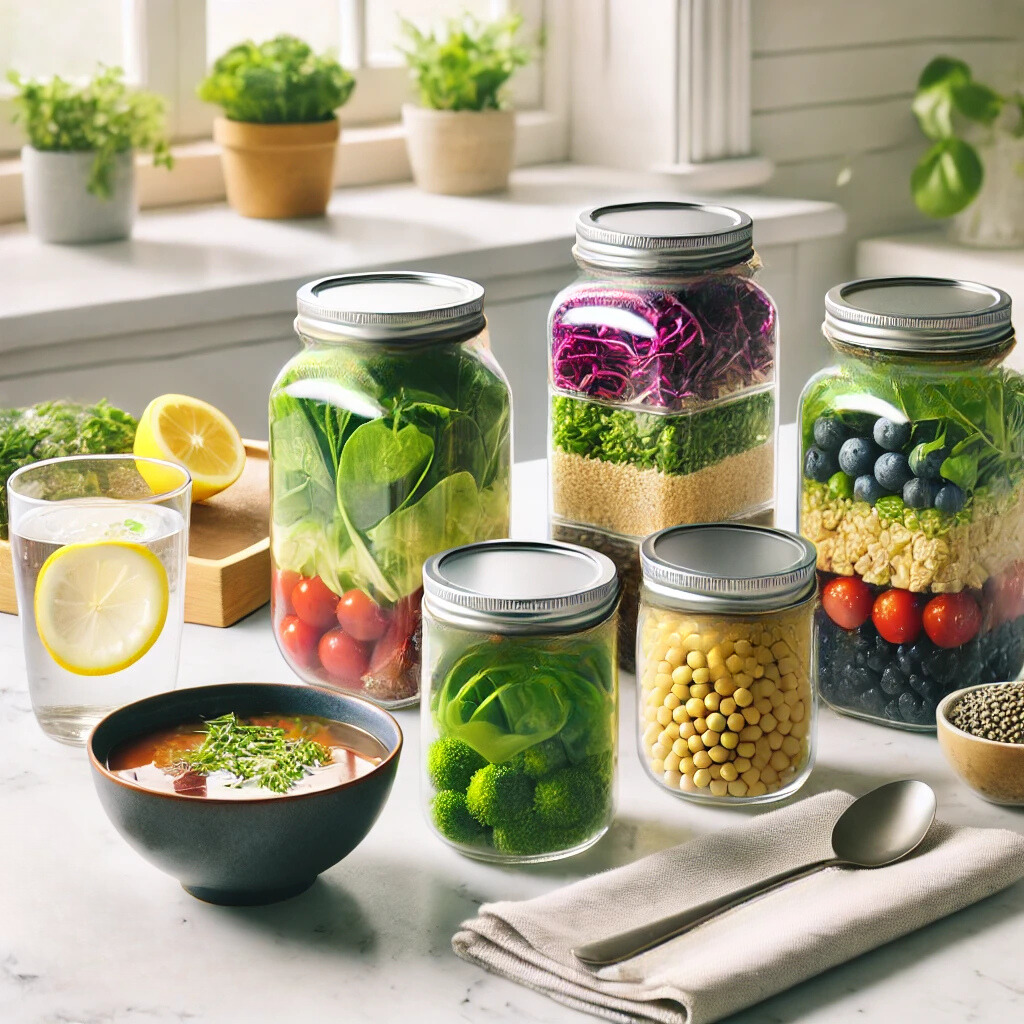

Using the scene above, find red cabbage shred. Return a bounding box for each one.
[550,277,775,408]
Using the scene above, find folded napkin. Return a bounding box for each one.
[452,790,1024,1024]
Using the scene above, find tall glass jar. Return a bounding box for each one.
[637,524,817,804]
[421,540,619,863]
[548,202,778,670]
[269,272,512,709]
[799,277,1024,730]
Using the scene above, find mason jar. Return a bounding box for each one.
[799,277,1024,730]
[421,540,619,863]
[637,524,817,804]
[269,272,512,709]
[548,201,778,670]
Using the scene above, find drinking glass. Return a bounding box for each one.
[7,455,191,745]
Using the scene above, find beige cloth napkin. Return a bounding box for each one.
[452,790,1024,1024]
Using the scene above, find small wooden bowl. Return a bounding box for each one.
[937,685,1024,806]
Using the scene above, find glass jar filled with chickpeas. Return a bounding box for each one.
[637,523,818,804]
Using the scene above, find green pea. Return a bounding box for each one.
[827,471,853,500]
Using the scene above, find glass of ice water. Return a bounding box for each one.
[7,455,191,745]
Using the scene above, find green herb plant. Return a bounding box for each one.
[198,35,355,123]
[399,13,533,111]
[7,66,172,198]
[911,56,1024,217]
[175,714,330,794]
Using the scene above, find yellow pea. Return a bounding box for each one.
[720,731,739,750]
[703,692,721,712]
[734,687,753,707]
[685,697,706,718]
[672,665,693,687]
[672,737,690,757]
[719,762,738,782]
[728,780,749,797]
[692,668,711,685]
[688,734,705,754]
[709,745,729,764]
[693,768,712,788]
[727,713,746,732]
[692,750,712,769]
[782,736,803,757]
[709,779,729,797]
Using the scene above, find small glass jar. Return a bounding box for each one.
[637,524,817,804]
[269,272,512,709]
[799,277,1024,730]
[548,202,778,670]
[421,540,619,863]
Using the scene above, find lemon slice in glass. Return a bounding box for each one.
[134,394,245,502]
[34,541,169,676]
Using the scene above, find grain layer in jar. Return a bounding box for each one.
[548,202,778,670]
[637,524,817,804]
[269,272,512,710]
[800,278,1024,731]
[421,540,619,864]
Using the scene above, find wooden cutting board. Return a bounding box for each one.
[0,441,270,628]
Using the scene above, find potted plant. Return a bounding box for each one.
[198,35,355,219]
[911,56,1024,247]
[399,13,532,195]
[7,66,171,244]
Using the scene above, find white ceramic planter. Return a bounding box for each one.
[949,133,1024,249]
[22,146,136,244]
[402,105,515,195]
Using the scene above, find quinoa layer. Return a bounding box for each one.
[551,443,775,538]
[801,482,1024,592]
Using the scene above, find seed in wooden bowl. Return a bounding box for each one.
[948,682,1024,744]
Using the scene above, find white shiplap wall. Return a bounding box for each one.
[754,0,1024,270]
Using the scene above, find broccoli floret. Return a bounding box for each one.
[521,737,568,779]
[492,810,558,856]
[581,751,614,788]
[430,790,486,845]
[427,736,487,792]
[466,762,534,827]
[534,765,610,832]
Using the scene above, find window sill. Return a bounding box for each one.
[0,109,569,225]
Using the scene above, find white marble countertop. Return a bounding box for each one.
[2,438,1022,1024]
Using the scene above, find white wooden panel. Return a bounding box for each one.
[753,39,1022,112]
[752,0,1021,53]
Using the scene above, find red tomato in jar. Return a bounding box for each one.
[367,590,422,685]
[318,628,370,687]
[923,592,982,648]
[336,589,388,641]
[871,590,923,645]
[291,576,340,629]
[821,576,874,630]
[272,569,302,616]
[278,614,321,668]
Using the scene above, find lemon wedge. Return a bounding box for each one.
[134,394,245,502]
[34,541,169,676]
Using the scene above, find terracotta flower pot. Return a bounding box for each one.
[402,105,515,196]
[213,117,340,219]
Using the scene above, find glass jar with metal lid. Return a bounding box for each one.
[421,539,619,862]
[548,201,778,672]
[799,277,1024,731]
[637,524,817,804]
[269,271,512,709]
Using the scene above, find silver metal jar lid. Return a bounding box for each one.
[295,271,486,342]
[823,277,1013,354]
[641,524,816,612]
[573,201,754,272]
[422,539,619,634]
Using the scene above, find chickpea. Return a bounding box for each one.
[686,649,706,670]
[747,781,768,797]
[672,705,690,724]
[693,768,712,788]
[769,751,790,772]
[665,752,682,772]
[767,731,784,751]
[719,697,737,715]
[736,741,756,758]
[664,770,683,789]
[687,734,704,754]
[725,653,744,674]
[656,706,673,726]
[720,731,739,750]
[692,750,712,769]
[742,706,761,725]
[672,737,690,757]
[692,668,711,685]
[693,717,708,734]
[709,745,729,764]
[664,692,681,710]
[665,646,685,668]
[709,779,728,797]
[727,712,746,732]
[761,712,778,733]
[705,712,727,733]
[728,780,749,798]
[681,756,696,776]
[701,729,720,748]
[651,742,669,760]
[719,762,738,782]
[733,757,752,773]
[679,721,697,740]
[734,687,753,707]
[782,736,803,757]
[672,665,693,687]
[685,697,705,718]
[703,692,722,712]
[690,681,711,699]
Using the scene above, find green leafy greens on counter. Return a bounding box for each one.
[551,390,775,476]
[0,399,138,537]
[270,344,510,605]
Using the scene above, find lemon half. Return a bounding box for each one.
[34,541,169,676]
[134,394,245,502]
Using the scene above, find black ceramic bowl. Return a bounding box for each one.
[88,682,402,906]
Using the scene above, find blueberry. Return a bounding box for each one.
[838,437,880,477]
[854,474,887,504]
[874,452,913,492]
[934,483,966,514]
[908,443,948,480]
[804,445,838,483]
[813,415,850,452]
[903,477,937,509]
[879,664,905,696]
[859,687,887,715]
[897,691,929,725]
[873,417,912,452]
[883,699,904,722]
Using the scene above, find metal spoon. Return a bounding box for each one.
[573,779,936,968]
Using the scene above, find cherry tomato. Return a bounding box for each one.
[871,589,923,645]
[278,614,320,668]
[367,591,422,684]
[923,592,982,648]
[291,576,339,630]
[318,628,370,687]
[272,569,302,616]
[821,576,874,630]
[336,589,388,641]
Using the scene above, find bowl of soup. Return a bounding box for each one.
[88,682,402,905]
